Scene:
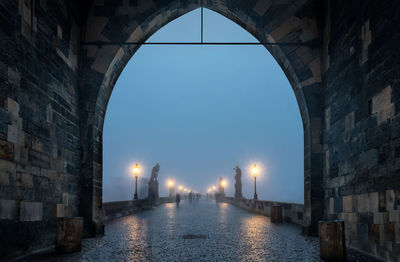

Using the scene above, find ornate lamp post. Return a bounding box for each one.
[252,164,259,200]
[168,179,174,198]
[133,163,140,200]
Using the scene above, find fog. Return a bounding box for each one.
[103,9,304,204]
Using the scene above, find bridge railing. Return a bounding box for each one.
[100,197,171,222]
[221,197,304,226]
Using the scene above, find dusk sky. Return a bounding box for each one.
[103,9,304,203]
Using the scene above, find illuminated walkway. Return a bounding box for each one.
[29,200,378,262]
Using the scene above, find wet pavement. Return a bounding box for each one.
[29,200,380,262]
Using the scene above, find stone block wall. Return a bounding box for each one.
[322,0,400,260]
[0,0,81,259]
[223,197,304,226]
[0,0,399,261]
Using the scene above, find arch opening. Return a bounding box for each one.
[80,0,323,236]
[102,8,304,204]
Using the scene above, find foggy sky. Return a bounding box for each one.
[103,9,304,203]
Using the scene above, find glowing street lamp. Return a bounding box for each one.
[133,163,141,200]
[252,164,259,200]
[219,177,226,196]
[221,180,227,188]
[168,179,174,198]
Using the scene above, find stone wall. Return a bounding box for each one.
[322,1,400,261]
[101,197,171,222]
[0,0,81,259]
[222,197,304,226]
[0,0,399,261]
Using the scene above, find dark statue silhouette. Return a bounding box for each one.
[148,163,160,201]
[234,165,243,198]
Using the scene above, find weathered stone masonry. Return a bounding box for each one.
[323,1,400,261]
[0,0,399,261]
[0,0,82,258]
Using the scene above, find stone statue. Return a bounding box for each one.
[234,165,243,198]
[148,163,160,200]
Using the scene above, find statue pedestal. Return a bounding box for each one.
[148,181,159,200]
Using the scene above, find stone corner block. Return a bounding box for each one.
[271,205,283,223]
[56,217,84,253]
[318,220,346,262]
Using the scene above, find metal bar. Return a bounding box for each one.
[201,0,203,44]
[82,41,313,46]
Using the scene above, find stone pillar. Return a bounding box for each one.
[56,217,84,253]
[318,220,346,262]
[93,220,105,235]
[271,205,283,223]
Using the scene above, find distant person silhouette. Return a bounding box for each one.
[175,193,181,207]
[189,192,193,203]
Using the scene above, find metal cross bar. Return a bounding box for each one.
[201,0,204,43]
[81,41,316,47]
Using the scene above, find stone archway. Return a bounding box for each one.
[79,0,323,236]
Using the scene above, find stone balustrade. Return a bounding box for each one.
[221,197,304,226]
[100,197,172,222]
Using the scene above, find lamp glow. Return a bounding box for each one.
[168,178,174,198]
[221,180,227,187]
[133,163,140,177]
[251,164,259,177]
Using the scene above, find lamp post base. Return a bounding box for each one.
[134,176,138,200]
[254,193,258,200]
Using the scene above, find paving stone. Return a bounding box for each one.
[28,201,382,262]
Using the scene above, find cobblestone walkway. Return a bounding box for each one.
[29,200,380,262]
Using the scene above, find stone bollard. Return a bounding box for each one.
[318,220,346,262]
[56,217,84,253]
[94,220,105,235]
[271,205,283,223]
